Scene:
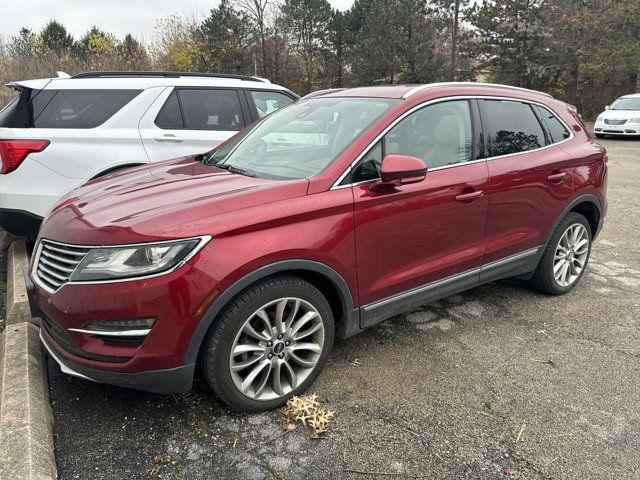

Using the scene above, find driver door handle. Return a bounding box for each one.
[455,190,484,203]
[154,134,184,144]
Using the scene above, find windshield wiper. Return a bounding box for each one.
[215,163,258,177]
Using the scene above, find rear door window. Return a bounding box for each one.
[250,90,295,118]
[34,89,141,128]
[479,99,546,157]
[177,89,245,131]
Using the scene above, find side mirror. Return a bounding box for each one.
[605,105,610,110]
[372,154,428,190]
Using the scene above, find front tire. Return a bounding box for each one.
[201,275,334,411]
[529,213,592,295]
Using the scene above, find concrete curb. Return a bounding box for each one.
[0,238,57,480]
[6,237,33,325]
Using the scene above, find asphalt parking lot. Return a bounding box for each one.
[48,136,640,480]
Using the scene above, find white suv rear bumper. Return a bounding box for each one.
[0,159,79,236]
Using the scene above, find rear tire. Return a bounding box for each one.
[201,274,334,412]
[529,213,592,295]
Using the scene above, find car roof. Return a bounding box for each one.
[618,93,640,99]
[312,82,553,100]
[6,72,290,92]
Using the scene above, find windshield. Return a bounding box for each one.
[206,97,399,179]
[610,97,640,111]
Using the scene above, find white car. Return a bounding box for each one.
[593,93,640,138]
[0,71,297,237]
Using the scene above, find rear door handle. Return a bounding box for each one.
[547,171,567,182]
[455,190,484,202]
[154,134,184,144]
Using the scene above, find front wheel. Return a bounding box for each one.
[201,275,334,411]
[529,213,592,295]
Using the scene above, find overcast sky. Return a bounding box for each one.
[0,0,355,44]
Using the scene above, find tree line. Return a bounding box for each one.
[1,0,639,118]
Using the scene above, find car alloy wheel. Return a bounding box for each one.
[553,223,590,287]
[229,297,325,401]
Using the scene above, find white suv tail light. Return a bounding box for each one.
[0,139,50,174]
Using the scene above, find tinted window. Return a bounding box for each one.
[177,89,244,131]
[480,100,545,157]
[250,90,295,118]
[155,90,183,129]
[0,89,57,128]
[384,100,472,169]
[31,90,57,120]
[33,89,141,128]
[537,106,570,143]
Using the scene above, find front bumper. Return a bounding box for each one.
[40,327,195,393]
[594,124,640,136]
[24,258,217,394]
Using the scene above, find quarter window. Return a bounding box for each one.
[250,90,295,118]
[536,105,571,143]
[177,89,244,131]
[352,141,383,183]
[479,100,546,157]
[32,89,141,129]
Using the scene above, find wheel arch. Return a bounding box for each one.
[184,260,359,365]
[545,194,603,250]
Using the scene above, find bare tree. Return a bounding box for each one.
[235,0,273,76]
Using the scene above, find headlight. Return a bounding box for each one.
[69,237,209,282]
[627,118,640,123]
[596,115,604,122]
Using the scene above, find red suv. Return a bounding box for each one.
[27,83,607,411]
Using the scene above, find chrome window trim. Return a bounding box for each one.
[331,95,574,190]
[31,235,212,294]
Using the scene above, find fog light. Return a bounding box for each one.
[86,318,155,331]
[68,318,156,337]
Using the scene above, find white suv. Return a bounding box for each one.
[0,71,298,237]
[594,93,640,138]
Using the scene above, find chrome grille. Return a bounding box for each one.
[34,240,92,292]
[604,119,627,125]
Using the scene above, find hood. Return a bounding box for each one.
[597,109,640,120]
[40,156,309,244]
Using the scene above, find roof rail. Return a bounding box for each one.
[403,82,553,99]
[71,71,269,83]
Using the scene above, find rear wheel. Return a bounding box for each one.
[201,275,334,411]
[529,213,592,295]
